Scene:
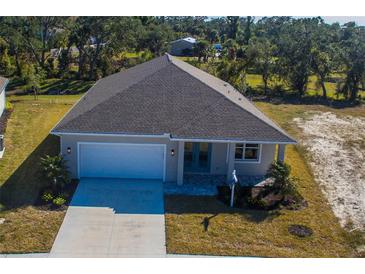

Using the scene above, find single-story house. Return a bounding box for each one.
[51,54,296,185]
[169,37,196,56]
[0,76,9,157]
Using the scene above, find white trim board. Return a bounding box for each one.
[52,131,296,145]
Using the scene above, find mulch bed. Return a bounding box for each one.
[0,109,13,134]
[35,180,79,211]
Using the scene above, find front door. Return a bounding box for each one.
[184,142,211,173]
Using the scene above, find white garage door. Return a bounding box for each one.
[79,143,165,180]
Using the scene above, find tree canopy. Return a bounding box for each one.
[0,16,364,101]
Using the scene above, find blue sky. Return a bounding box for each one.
[321,16,365,26]
[211,16,365,26]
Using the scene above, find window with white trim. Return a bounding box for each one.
[235,143,260,162]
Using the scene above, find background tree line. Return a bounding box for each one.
[0,16,364,101]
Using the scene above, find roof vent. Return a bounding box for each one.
[223,83,227,87]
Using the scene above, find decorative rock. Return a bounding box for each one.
[0,218,5,225]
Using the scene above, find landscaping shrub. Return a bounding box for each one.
[52,197,66,207]
[41,190,54,203]
[268,161,306,209]
[38,155,77,208]
[247,196,269,209]
[216,162,306,210]
[40,154,70,192]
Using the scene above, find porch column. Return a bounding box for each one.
[277,144,286,163]
[177,141,184,185]
[226,143,236,183]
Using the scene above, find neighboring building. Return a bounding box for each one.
[0,76,7,118]
[0,76,9,158]
[169,37,196,56]
[51,54,295,185]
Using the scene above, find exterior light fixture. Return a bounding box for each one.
[67,147,71,154]
[171,149,175,156]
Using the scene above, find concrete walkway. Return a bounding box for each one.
[50,178,166,258]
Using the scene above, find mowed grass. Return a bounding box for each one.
[165,103,365,257]
[0,95,80,253]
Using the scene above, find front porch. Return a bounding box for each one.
[175,140,287,187]
[164,174,269,196]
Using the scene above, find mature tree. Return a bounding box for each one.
[250,37,276,95]
[276,18,319,96]
[21,17,67,69]
[193,40,211,62]
[226,16,240,40]
[243,16,254,45]
[0,17,29,76]
[336,22,365,101]
[0,38,14,75]
[222,38,238,60]
[206,29,219,43]
[311,47,333,99]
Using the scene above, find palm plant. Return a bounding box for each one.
[40,155,70,192]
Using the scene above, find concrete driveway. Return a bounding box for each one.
[50,178,166,257]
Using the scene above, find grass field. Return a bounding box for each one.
[0,95,80,253]
[165,102,365,257]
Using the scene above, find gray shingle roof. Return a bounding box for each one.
[52,54,296,143]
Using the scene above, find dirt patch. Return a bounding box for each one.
[294,112,365,230]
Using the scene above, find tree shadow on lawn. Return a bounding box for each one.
[164,195,281,224]
[253,94,362,109]
[0,135,59,208]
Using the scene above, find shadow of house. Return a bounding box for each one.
[0,135,60,208]
[69,178,165,215]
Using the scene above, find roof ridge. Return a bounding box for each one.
[168,55,295,142]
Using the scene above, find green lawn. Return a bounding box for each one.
[0,95,80,253]
[0,91,363,256]
[165,103,365,257]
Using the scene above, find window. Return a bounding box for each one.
[235,143,260,162]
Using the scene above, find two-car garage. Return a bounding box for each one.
[78,143,166,181]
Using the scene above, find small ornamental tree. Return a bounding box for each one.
[40,155,70,192]
[268,161,299,197]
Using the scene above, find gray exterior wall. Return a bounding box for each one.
[60,134,276,181]
[234,144,276,175]
[60,134,178,182]
[169,40,195,56]
[210,143,276,176]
